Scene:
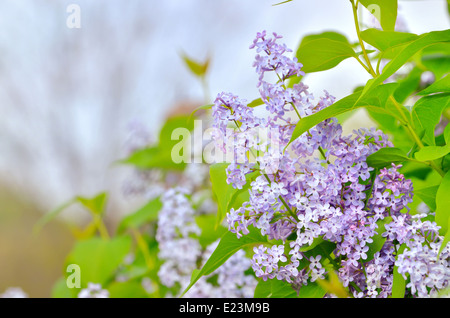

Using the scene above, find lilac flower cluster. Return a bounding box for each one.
[394,214,450,297]
[77,283,109,298]
[121,112,257,297]
[0,287,28,298]
[212,31,450,297]
[156,187,257,298]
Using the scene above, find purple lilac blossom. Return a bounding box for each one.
[77,283,109,298]
[212,31,450,298]
[156,187,257,298]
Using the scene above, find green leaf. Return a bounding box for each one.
[270,279,297,298]
[119,146,184,170]
[272,0,293,6]
[418,74,450,96]
[35,192,108,234]
[297,282,327,298]
[366,217,392,262]
[445,124,450,144]
[119,115,194,171]
[360,29,418,51]
[181,226,268,296]
[438,218,450,256]
[188,103,213,121]
[254,279,272,298]
[414,145,450,162]
[210,163,233,228]
[107,281,149,298]
[180,52,209,77]
[435,171,450,235]
[422,55,450,80]
[158,115,195,150]
[299,31,351,46]
[247,98,264,108]
[366,147,410,169]
[391,244,406,298]
[254,276,326,298]
[76,192,108,216]
[287,83,399,147]
[358,30,450,103]
[393,67,423,104]
[366,108,413,152]
[414,185,439,211]
[195,213,227,248]
[210,163,258,228]
[315,270,348,298]
[296,37,356,73]
[51,277,77,298]
[299,237,325,252]
[65,236,132,286]
[34,198,76,234]
[447,0,450,19]
[117,197,162,233]
[360,0,398,32]
[412,93,450,146]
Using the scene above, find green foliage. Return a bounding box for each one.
[288,83,399,147]
[358,30,450,102]
[418,74,450,95]
[51,277,76,298]
[436,171,450,235]
[210,163,258,229]
[119,115,194,170]
[195,213,227,248]
[253,276,328,298]
[360,29,418,52]
[412,93,450,146]
[65,236,132,287]
[107,281,149,298]
[359,0,398,32]
[117,197,162,234]
[439,218,450,256]
[76,192,108,216]
[391,245,406,298]
[181,226,268,296]
[180,52,210,78]
[296,32,356,73]
[414,185,439,211]
[34,192,108,235]
[414,145,450,162]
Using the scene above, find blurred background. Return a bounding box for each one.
[0,0,448,297]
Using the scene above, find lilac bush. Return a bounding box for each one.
[207,31,450,298]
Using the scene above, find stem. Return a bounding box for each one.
[355,55,371,74]
[94,215,110,240]
[318,146,328,162]
[132,228,153,270]
[262,172,299,222]
[376,51,386,76]
[349,281,363,294]
[232,118,300,222]
[364,169,378,208]
[351,0,377,77]
[201,75,211,104]
[290,98,331,164]
[390,97,446,177]
[279,195,299,221]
